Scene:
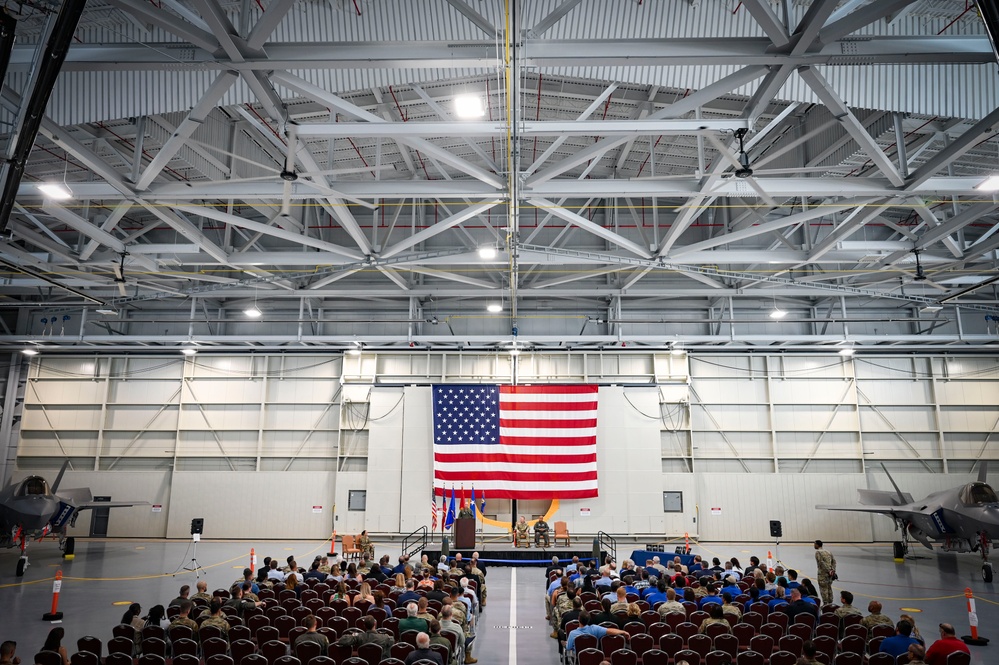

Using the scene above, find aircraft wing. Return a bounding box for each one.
[815,504,902,515]
[76,500,149,510]
[56,488,147,510]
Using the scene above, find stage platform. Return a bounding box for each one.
[422,543,607,567]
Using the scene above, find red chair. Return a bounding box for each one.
[833,654,862,665]
[946,654,971,665]
[601,634,627,658]
[610,649,637,665]
[770,652,797,665]
[788,623,812,641]
[868,637,884,655]
[648,623,670,642]
[257,626,281,646]
[872,624,895,640]
[819,612,839,626]
[778,634,803,657]
[261,641,288,665]
[232,640,256,664]
[141,638,167,658]
[665,613,686,632]
[104,655,131,665]
[736,652,765,665]
[389,644,414,661]
[841,614,862,629]
[733,623,755,651]
[704,623,731,639]
[70,653,98,665]
[35,652,63,665]
[689,611,709,626]
[173,639,199,658]
[107,638,133,656]
[843,624,867,640]
[203,637,230,661]
[623,622,646,638]
[749,603,769,617]
[112,626,134,640]
[794,613,816,630]
[77,638,102,659]
[630,634,654,659]
[705,651,733,665]
[641,649,669,665]
[658,634,682,659]
[839,635,865,656]
[815,623,839,640]
[356,643,382,665]
[812,635,837,662]
[574,634,598,653]
[173,655,200,665]
[760,623,783,642]
[640,611,660,629]
[577,648,604,665]
[713,633,739,659]
[687,634,712,659]
[327,644,352,665]
[741,612,763,631]
[748,634,774,659]
[676,622,698,644]
[768,612,788,632]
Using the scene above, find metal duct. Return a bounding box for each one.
[0,0,87,233]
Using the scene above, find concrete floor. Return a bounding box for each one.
[2,538,997,665]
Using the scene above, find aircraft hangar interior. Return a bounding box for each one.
[2,0,999,663]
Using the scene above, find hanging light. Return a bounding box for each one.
[769,308,787,319]
[181,348,197,356]
[486,303,503,313]
[838,347,855,356]
[21,348,39,356]
[37,183,72,200]
[478,246,497,259]
[243,306,262,318]
[455,94,485,118]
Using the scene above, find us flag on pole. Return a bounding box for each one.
[432,385,599,499]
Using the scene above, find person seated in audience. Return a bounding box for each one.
[682,587,697,604]
[427,579,448,603]
[169,600,199,637]
[144,605,169,631]
[834,590,862,617]
[687,555,704,574]
[357,556,373,576]
[414,597,434,623]
[609,587,629,613]
[784,588,819,623]
[656,588,686,619]
[697,604,732,635]
[720,576,741,598]
[398,579,421,607]
[330,581,350,603]
[723,561,741,581]
[671,556,688,575]
[907,643,927,664]
[318,556,332,574]
[617,559,635,579]
[225,584,262,616]
[625,603,642,627]
[594,569,614,590]
[565,611,629,654]
[797,641,821,665]
[721,592,742,619]
[393,555,411,576]
[799,579,820,604]
[120,603,143,637]
[436,556,450,574]
[460,578,478,615]
[693,576,711,599]
[201,601,231,639]
[418,568,436,589]
[698,583,722,608]
[707,558,724,574]
[391,573,407,592]
[295,615,329,656]
[355,581,375,606]
[304,560,327,582]
[559,596,584,641]
[643,578,666,605]
[428,620,452,665]
[413,554,430,575]
[185,581,208,606]
[233,568,259,594]
[925,623,970,665]
[266,560,285,582]
[399,602,430,634]
[764,571,778,592]
[285,573,302,599]
[440,604,475,664]
[370,590,389,614]
[591,598,623,628]
[170,585,191,607]
[41,628,70,665]
[767,586,789,612]
[404,632,443,665]
[879,620,921,659]
[0,640,20,665]
[545,576,567,621]
[447,594,470,635]
[861,600,893,632]
[785,569,801,590]
[336,615,394,659]
[743,556,762,578]
[900,613,923,642]
[773,565,788,586]
[534,517,551,547]
[551,587,574,637]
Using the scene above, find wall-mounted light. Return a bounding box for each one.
[455,94,485,118]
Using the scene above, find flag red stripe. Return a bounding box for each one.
[500,400,597,411]
[435,470,598,482]
[435,452,597,464]
[481,489,599,499]
[498,418,597,428]
[498,435,595,446]
[499,385,598,394]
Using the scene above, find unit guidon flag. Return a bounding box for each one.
[432,384,599,499]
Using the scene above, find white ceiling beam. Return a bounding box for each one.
[797,66,905,187]
[104,0,219,51]
[79,203,132,261]
[915,203,999,252]
[293,118,748,138]
[443,0,499,38]
[527,198,653,259]
[42,203,126,253]
[740,0,790,48]
[246,0,297,51]
[380,202,501,259]
[904,106,999,190]
[526,0,584,38]
[819,0,918,44]
[788,0,839,56]
[140,204,229,264]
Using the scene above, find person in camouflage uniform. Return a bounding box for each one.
[201,601,231,639]
[336,616,394,659]
[357,530,375,560]
[834,590,863,618]
[168,600,199,639]
[861,600,894,633]
[814,540,837,605]
[514,516,530,547]
[191,580,213,605]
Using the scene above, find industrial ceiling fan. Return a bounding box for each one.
[111,251,128,296]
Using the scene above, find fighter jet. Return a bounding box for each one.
[0,461,147,576]
[819,463,999,582]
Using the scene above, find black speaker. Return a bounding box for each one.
[769,520,782,538]
[191,518,204,535]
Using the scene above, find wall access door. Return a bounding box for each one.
[89,496,111,537]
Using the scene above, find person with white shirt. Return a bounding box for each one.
[266,559,286,581]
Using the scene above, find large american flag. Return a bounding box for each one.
[432,384,599,499]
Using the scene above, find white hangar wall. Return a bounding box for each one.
[8,352,995,542]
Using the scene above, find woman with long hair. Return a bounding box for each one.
[286,573,301,598]
[331,581,349,602]
[392,573,406,591]
[356,581,374,605]
[41,628,69,665]
[144,605,169,630]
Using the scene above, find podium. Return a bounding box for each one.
[454,517,476,549]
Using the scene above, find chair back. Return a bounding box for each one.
[70,653,98,665]
[34,652,63,665]
[945,654,971,665]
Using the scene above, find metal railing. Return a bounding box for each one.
[597,530,617,563]
[402,525,429,559]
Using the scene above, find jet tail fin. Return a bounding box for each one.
[979,461,989,484]
[51,459,71,494]
[880,463,909,505]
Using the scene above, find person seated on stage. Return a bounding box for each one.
[924,623,970,665]
[879,620,921,660]
[565,611,629,655]
[861,600,894,633]
[357,530,375,560]
[697,604,732,635]
[721,592,742,620]
[514,516,530,547]
[656,588,686,620]
[295,615,329,656]
[336,615,395,659]
[533,517,551,547]
[399,602,430,634]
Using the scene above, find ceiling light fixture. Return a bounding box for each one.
[21,348,39,356]
[347,347,361,356]
[478,246,497,259]
[455,94,485,118]
[37,183,72,200]
[95,307,119,316]
[976,175,999,191]
[243,306,262,318]
[181,347,197,356]
[486,303,503,313]
[769,308,787,319]
[508,347,520,356]
[838,347,855,356]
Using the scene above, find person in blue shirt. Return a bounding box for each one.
[698,584,723,609]
[879,620,921,659]
[565,610,629,653]
[643,580,667,606]
[785,569,801,590]
[720,576,741,598]
[767,586,788,613]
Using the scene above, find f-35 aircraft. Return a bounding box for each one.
[0,461,147,576]
[818,463,999,582]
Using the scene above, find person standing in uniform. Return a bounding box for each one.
[813,540,836,605]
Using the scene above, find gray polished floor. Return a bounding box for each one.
[2,538,997,665]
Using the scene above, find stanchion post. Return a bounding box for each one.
[42,570,64,621]
[962,587,990,645]
[250,548,256,573]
